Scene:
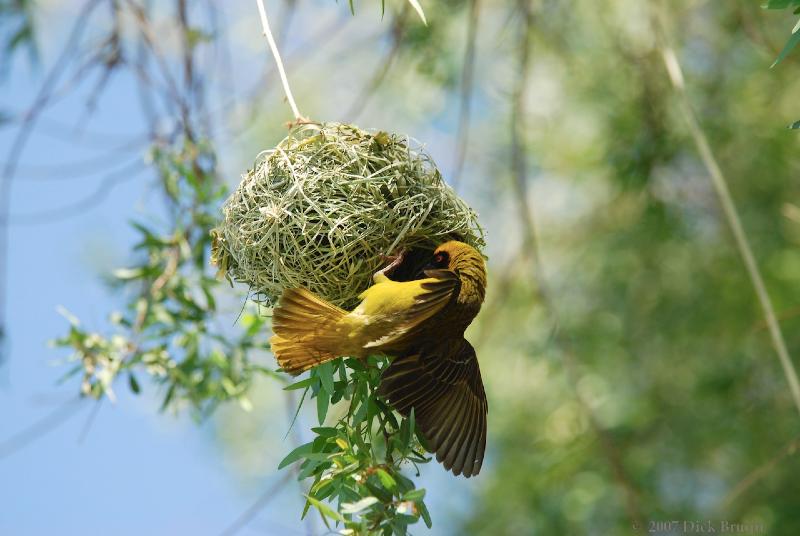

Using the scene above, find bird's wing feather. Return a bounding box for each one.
[362,269,459,349]
[378,338,487,477]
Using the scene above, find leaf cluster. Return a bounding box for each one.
[281,356,433,535]
[53,139,276,417]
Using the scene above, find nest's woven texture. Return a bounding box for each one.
[213,122,485,308]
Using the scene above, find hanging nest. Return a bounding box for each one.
[211,122,485,308]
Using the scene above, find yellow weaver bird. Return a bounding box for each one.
[269,241,488,477]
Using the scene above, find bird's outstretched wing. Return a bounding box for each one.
[362,269,460,349]
[378,338,487,477]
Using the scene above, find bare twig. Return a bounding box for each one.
[132,11,160,138]
[77,399,104,444]
[653,9,800,418]
[451,0,480,191]
[0,0,103,361]
[8,160,147,226]
[510,5,542,273]
[77,1,123,132]
[177,0,195,97]
[255,0,303,120]
[4,142,146,180]
[719,435,800,509]
[217,471,294,536]
[124,0,191,122]
[0,115,147,149]
[212,13,352,137]
[0,398,86,459]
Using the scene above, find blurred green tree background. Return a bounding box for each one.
[3,0,800,534]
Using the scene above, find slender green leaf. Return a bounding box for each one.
[418,500,432,528]
[772,18,800,66]
[403,488,426,502]
[316,389,329,425]
[317,361,335,395]
[278,441,315,469]
[311,426,338,438]
[305,494,345,523]
[283,386,309,440]
[284,377,315,390]
[113,267,144,280]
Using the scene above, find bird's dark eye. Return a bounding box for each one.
[433,252,449,268]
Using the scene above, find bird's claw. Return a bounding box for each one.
[374,248,407,283]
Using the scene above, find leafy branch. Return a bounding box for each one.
[279,357,433,535]
[54,139,276,417]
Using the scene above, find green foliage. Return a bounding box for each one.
[282,356,433,535]
[458,2,800,534]
[53,139,276,417]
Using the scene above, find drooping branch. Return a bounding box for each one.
[653,7,800,419]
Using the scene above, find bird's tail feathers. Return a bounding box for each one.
[270,288,348,375]
[269,335,338,375]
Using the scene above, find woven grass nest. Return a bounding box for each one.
[212,122,485,308]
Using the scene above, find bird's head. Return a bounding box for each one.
[427,241,487,301]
